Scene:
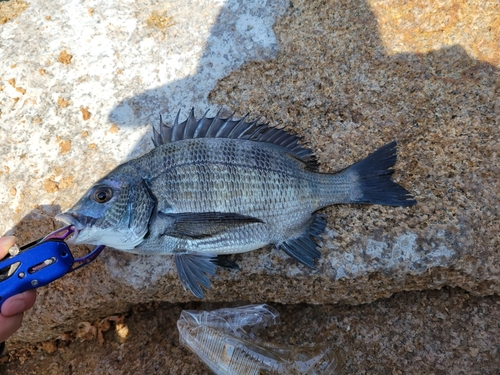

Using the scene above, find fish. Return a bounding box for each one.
[56,109,416,298]
[177,304,345,374]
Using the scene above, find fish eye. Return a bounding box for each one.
[93,186,113,203]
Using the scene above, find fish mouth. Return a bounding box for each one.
[55,212,88,244]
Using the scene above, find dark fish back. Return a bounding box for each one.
[139,137,320,223]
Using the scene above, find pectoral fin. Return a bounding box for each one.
[161,212,263,239]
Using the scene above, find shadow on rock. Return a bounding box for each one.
[106,0,498,293]
[108,0,287,158]
[206,0,499,289]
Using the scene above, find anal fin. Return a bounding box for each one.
[278,214,327,269]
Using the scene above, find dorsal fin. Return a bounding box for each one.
[152,108,318,170]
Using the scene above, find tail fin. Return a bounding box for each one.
[346,141,417,207]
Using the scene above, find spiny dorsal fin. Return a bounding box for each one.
[152,108,318,170]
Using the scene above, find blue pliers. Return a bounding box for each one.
[0,226,105,309]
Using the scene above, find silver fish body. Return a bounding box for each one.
[57,110,416,297]
[133,137,346,254]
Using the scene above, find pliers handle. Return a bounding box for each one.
[0,226,104,309]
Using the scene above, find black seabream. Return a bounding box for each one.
[57,109,417,298]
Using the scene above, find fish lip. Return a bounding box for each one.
[55,212,86,244]
[55,212,86,229]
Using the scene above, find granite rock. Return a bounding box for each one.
[0,0,499,350]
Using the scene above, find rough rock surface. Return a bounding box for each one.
[0,1,499,371]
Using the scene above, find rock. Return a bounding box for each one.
[2,289,500,373]
[0,0,498,350]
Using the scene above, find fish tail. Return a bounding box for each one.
[346,141,417,206]
[319,141,417,207]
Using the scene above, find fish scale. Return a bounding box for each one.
[57,109,416,298]
[143,139,317,221]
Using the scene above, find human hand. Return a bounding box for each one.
[0,236,37,343]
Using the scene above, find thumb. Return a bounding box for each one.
[0,236,16,259]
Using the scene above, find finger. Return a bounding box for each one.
[1,290,37,316]
[0,236,16,259]
[0,313,23,343]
